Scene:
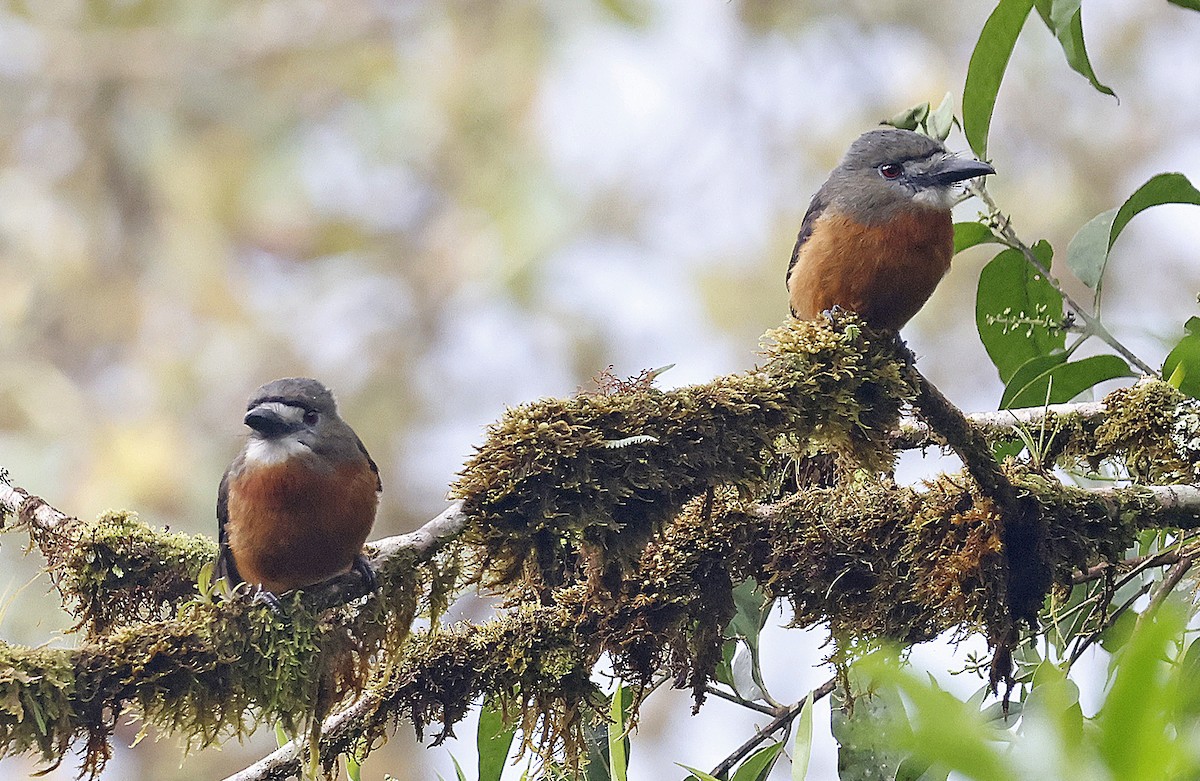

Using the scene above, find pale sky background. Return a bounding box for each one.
[1,0,1198,778]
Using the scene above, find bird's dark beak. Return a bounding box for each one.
[245,405,291,437]
[930,157,995,186]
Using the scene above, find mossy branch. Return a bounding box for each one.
[2,319,1199,778]
[227,472,1200,781]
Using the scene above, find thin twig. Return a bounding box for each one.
[1141,555,1196,620]
[1067,582,1152,666]
[709,677,837,779]
[703,685,777,716]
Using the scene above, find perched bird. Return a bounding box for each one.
[786,128,995,330]
[216,377,379,603]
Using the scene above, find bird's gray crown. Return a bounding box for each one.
[840,128,946,171]
[248,377,337,414]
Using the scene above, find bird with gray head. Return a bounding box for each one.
[786,127,995,330]
[216,377,381,607]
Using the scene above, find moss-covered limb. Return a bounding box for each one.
[452,316,915,593]
[228,474,1200,781]
[906,363,1048,631]
[0,555,423,779]
[0,483,216,635]
[227,601,601,781]
[0,483,466,637]
[1080,382,1200,483]
[893,381,1200,485]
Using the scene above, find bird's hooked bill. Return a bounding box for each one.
[928,156,995,186]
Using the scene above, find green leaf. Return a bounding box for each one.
[731,741,785,781]
[1163,316,1200,399]
[1168,0,1200,10]
[1000,354,1066,409]
[1096,603,1188,779]
[1174,635,1200,717]
[727,578,773,657]
[976,243,1064,382]
[1066,173,1200,290]
[889,102,930,131]
[832,671,909,781]
[792,693,815,781]
[608,684,631,781]
[953,221,999,254]
[450,755,468,781]
[963,0,1036,158]
[478,698,517,781]
[1037,0,1116,97]
[1002,354,1133,409]
[677,765,723,781]
[927,92,956,141]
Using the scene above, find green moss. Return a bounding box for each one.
[0,644,75,770]
[1082,382,1200,482]
[62,511,215,635]
[452,316,914,594]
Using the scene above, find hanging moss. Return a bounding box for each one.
[452,316,914,595]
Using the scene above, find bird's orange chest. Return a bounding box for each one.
[788,207,954,330]
[225,458,378,592]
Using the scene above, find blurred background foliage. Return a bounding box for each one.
[1,0,1198,778]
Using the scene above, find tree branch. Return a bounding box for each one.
[893,400,1106,451]
[709,677,838,779]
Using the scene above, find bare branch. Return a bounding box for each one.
[894,401,1107,451]
[709,677,837,779]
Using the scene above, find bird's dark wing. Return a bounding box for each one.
[785,186,832,292]
[213,467,242,585]
[356,435,382,493]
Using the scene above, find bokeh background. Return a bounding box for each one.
[1,0,1198,778]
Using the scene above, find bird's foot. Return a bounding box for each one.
[352,554,378,592]
[252,588,286,615]
[820,305,846,328]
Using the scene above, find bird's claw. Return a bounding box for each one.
[252,588,286,615]
[352,554,378,592]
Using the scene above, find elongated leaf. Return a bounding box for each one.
[478,698,517,781]
[608,684,632,781]
[1038,0,1115,96]
[976,242,1064,382]
[731,741,785,781]
[1168,0,1200,10]
[1163,316,1200,399]
[832,673,909,781]
[1002,354,1132,409]
[963,0,1036,157]
[792,693,815,781]
[1066,173,1200,290]
[953,221,999,254]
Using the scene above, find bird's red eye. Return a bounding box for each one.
[880,163,903,179]
[303,410,319,425]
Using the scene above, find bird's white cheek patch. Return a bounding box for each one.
[244,436,310,466]
[912,187,962,210]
